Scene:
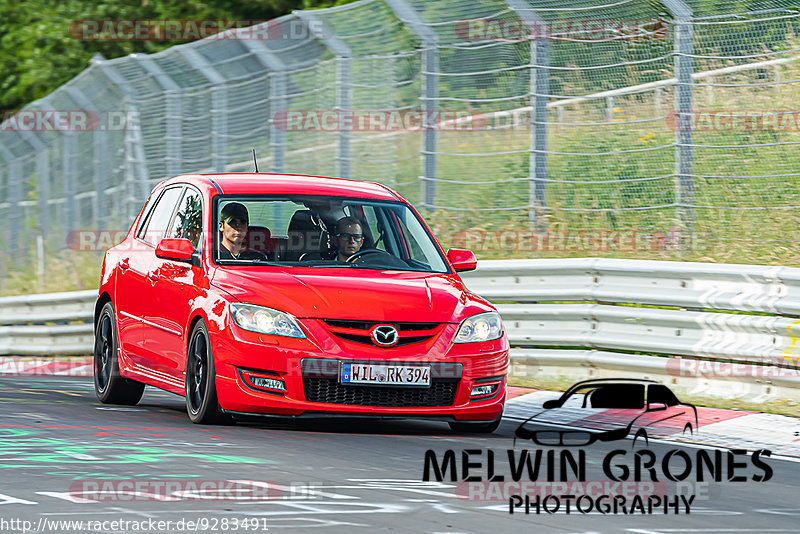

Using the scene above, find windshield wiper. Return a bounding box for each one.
[217,258,284,266]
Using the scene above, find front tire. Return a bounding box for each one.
[449,415,502,434]
[94,302,145,405]
[185,321,231,425]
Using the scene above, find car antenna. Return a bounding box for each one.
[252,148,259,173]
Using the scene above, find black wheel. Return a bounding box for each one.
[94,302,145,405]
[449,416,502,434]
[633,428,649,447]
[185,321,232,425]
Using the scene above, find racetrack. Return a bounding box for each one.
[0,375,798,533]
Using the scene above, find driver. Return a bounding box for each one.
[334,216,364,262]
[218,202,266,261]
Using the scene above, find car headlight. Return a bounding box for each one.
[230,303,306,338]
[454,312,503,343]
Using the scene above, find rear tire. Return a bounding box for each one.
[449,415,502,434]
[94,302,145,405]
[185,321,232,425]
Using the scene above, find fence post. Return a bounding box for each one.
[504,0,549,229]
[62,134,78,237]
[15,131,48,239]
[293,11,353,179]
[66,87,105,231]
[238,38,288,173]
[0,143,20,255]
[178,48,228,172]
[135,55,183,176]
[94,58,151,222]
[122,99,150,220]
[385,0,438,210]
[36,148,50,239]
[663,0,694,243]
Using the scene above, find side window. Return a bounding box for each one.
[648,385,680,406]
[137,187,183,246]
[167,188,203,247]
[360,206,385,251]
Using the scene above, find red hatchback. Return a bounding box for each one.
[94,173,508,431]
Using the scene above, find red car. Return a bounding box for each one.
[94,173,508,431]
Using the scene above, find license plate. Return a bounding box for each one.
[340,363,431,386]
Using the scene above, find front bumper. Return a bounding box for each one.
[212,319,508,422]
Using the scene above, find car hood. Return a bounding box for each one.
[211,267,490,322]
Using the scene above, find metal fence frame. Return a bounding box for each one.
[1,1,799,266]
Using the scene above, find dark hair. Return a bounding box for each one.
[336,216,362,233]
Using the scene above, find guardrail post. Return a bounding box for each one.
[238,38,288,174]
[178,48,228,172]
[385,0,438,210]
[293,11,353,179]
[663,0,694,245]
[504,0,549,229]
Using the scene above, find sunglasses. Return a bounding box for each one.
[336,232,364,241]
[223,217,248,228]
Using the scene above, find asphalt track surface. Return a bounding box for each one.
[0,376,798,534]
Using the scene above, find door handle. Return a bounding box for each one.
[119,258,130,271]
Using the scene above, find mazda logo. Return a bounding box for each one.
[370,325,399,347]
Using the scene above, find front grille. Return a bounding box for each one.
[333,332,431,346]
[324,319,440,331]
[323,319,442,347]
[303,378,459,407]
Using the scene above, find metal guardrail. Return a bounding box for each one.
[2,259,800,398]
[0,290,95,355]
[460,258,800,396]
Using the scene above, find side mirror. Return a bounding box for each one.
[648,402,667,411]
[542,399,560,409]
[156,238,201,267]
[447,248,477,272]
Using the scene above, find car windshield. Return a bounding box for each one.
[562,384,645,409]
[214,195,449,273]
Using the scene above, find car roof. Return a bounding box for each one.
[563,378,660,392]
[162,173,400,201]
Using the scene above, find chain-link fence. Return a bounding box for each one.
[1,0,799,289]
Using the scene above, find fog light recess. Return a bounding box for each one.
[239,369,287,394]
[470,382,500,399]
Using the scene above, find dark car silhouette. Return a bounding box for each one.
[515,379,698,447]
